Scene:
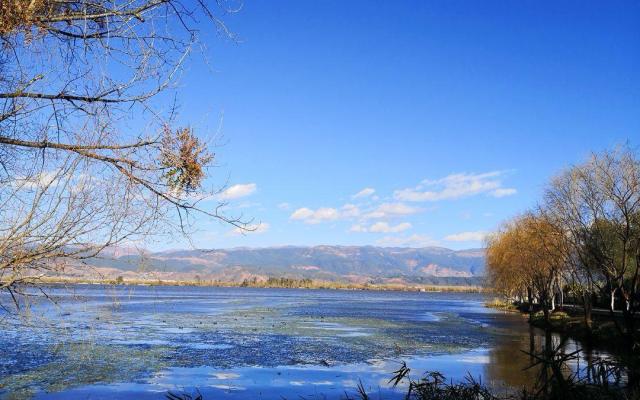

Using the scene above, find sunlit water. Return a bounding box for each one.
[0,286,613,399]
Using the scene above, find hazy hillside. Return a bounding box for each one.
[75,245,485,285]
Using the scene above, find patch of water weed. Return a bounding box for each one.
[0,342,59,378]
[0,342,171,399]
[160,332,372,368]
[156,308,487,369]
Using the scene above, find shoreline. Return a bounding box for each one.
[484,299,630,356]
[27,276,487,293]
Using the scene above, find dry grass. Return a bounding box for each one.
[5,276,486,293]
[485,297,519,311]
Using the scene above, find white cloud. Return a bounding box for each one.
[341,203,361,218]
[349,224,367,233]
[352,187,375,199]
[16,170,62,190]
[278,202,291,210]
[218,183,257,200]
[290,207,315,220]
[490,188,517,198]
[444,231,487,242]
[229,222,270,236]
[394,171,514,202]
[251,223,270,234]
[350,222,412,233]
[290,204,361,224]
[364,202,421,219]
[290,207,340,224]
[313,207,340,221]
[227,201,261,209]
[376,234,440,248]
[369,222,412,233]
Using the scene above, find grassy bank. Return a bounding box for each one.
[22,276,486,293]
[484,297,520,312]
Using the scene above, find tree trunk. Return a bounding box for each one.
[528,325,536,364]
[527,287,533,321]
[541,328,553,396]
[610,288,617,312]
[543,296,550,325]
[559,286,564,309]
[582,292,592,331]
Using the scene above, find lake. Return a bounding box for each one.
[0,286,611,399]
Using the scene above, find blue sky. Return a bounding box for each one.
[162,1,639,250]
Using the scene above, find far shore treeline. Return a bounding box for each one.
[29,275,485,293]
[486,146,640,354]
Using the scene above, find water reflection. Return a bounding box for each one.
[483,313,624,392]
[484,323,540,389]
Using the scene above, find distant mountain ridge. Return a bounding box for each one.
[71,245,486,286]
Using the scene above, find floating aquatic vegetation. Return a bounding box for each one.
[0,342,172,398]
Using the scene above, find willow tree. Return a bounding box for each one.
[487,212,568,323]
[0,0,247,306]
[486,220,531,304]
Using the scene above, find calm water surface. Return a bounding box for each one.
[0,286,610,399]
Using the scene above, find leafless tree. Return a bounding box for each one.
[0,0,248,306]
[544,147,640,347]
[542,169,601,330]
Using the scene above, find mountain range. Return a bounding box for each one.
[66,245,486,286]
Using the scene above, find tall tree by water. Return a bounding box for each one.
[544,147,640,348]
[0,0,248,304]
[486,212,567,323]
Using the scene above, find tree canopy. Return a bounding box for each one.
[0,0,247,302]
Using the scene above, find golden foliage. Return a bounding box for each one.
[486,213,566,301]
